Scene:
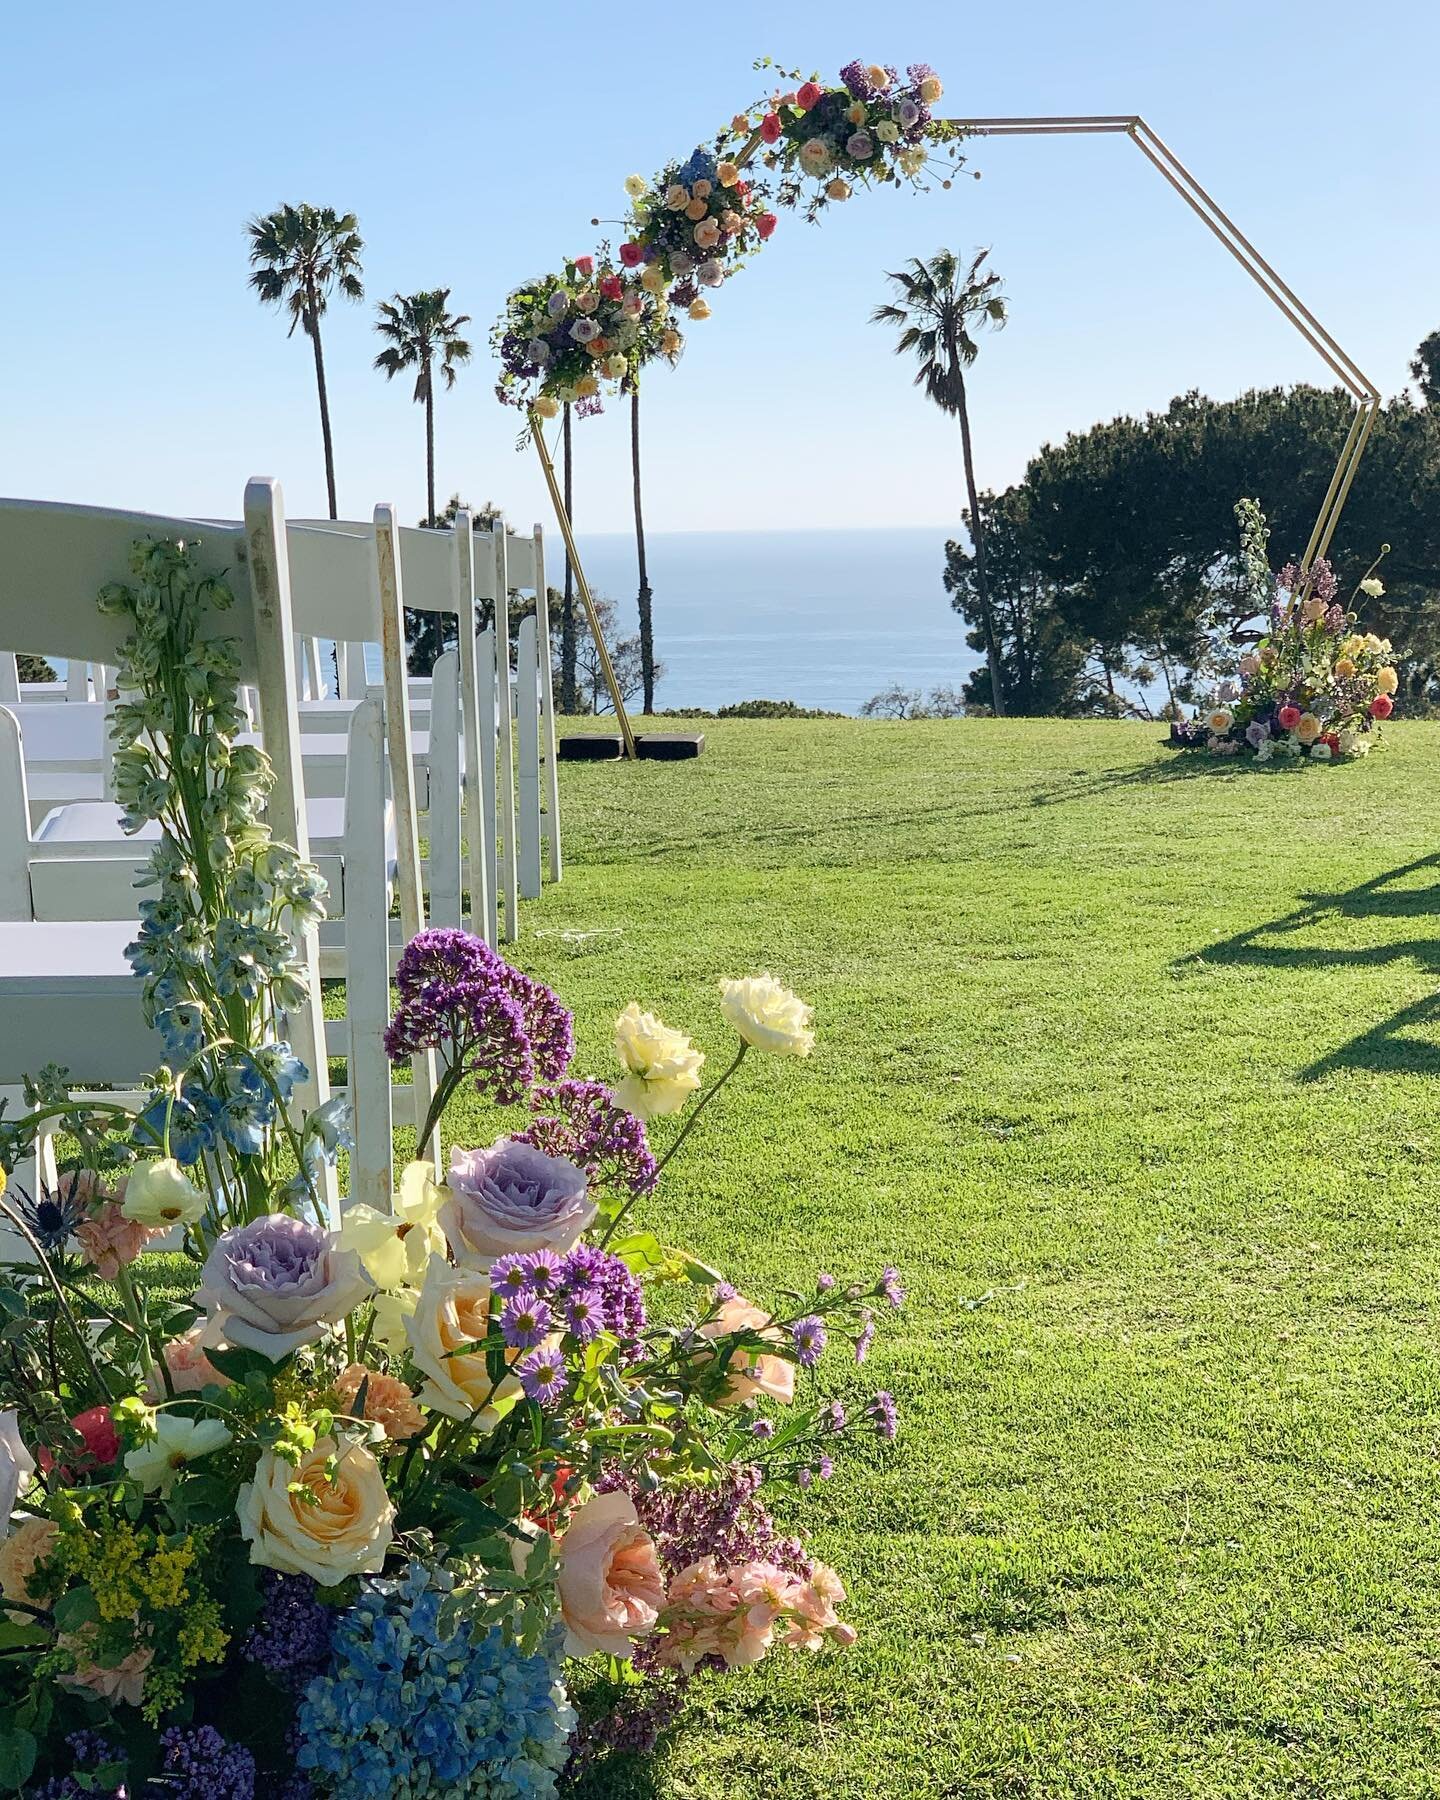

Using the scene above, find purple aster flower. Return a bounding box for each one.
[243,1571,333,1688]
[868,1390,898,1441]
[879,1264,906,1309]
[797,1466,813,1490]
[517,1345,569,1406]
[792,1315,827,1367]
[562,1286,604,1342]
[821,1399,847,1433]
[501,1290,551,1350]
[714,1279,737,1303]
[155,1726,256,1800]
[750,1417,775,1440]
[855,1309,876,1364]
[559,1245,647,1348]
[816,1272,836,1292]
[518,1080,657,1196]
[490,1252,534,1296]
[817,1453,834,1480]
[522,1248,565,1291]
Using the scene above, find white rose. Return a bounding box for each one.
[0,1411,35,1536]
[121,1158,207,1229]
[1360,576,1384,598]
[238,1437,394,1584]
[718,974,815,1057]
[613,1003,704,1120]
[405,1257,523,1423]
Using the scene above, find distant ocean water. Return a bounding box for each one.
[572,528,981,716]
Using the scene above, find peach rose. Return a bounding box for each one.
[554,1491,666,1658]
[699,1296,795,1407]
[62,1636,152,1707]
[1295,711,1322,744]
[238,1438,394,1584]
[0,1515,58,1620]
[1376,665,1398,695]
[405,1258,523,1422]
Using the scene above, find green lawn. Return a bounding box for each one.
[478,718,1440,1800]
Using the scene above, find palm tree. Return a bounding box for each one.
[246,204,363,520]
[873,249,1008,716]
[630,378,656,712]
[373,290,472,527]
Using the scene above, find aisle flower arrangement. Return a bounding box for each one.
[492,55,966,420]
[0,539,901,1798]
[1179,498,1399,761]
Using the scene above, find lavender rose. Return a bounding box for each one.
[195,1215,371,1360]
[440,1139,595,1267]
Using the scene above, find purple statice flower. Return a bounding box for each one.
[517,1344,569,1406]
[792,1315,827,1367]
[564,1673,690,1777]
[839,58,878,99]
[501,1290,551,1350]
[798,1466,813,1490]
[868,1390,899,1441]
[155,1726,256,1800]
[558,1244,648,1347]
[519,1079,657,1196]
[906,61,937,87]
[243,1571,334,1688]
[879,1264,906,1309]
[562,1286,604,1342]
[1325,602,1347,632]
[384,928,572,1104]
[575,395,605,420]
[669,278,699,308]
[32,1734,126,1800]
[855,1309,876,1364]
[598,1462,811,1588]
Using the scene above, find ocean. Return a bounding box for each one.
[571,527,981,716]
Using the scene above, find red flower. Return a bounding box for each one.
[39,1405,120,1478]
[796,81,824,112]
[1324,732,1341,753]
[760,112,782,144]
[1277,704,1301,731]
[1370,692,1394,719]
[599,273,623,300]
[618,241,643,268]
[573,255,594,277]
[735,180,750,198]
[757,212,778,240]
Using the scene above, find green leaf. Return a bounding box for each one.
[206,1344,288,1384]
[0,1620,46,1651]
[0,1726,36,1789]
[608,1230,667,1275]
[677,1250,727,1286]
[51,1586,99,1633]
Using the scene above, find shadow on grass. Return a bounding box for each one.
[1029,746,1309,809]
[1177,854,1440,1077]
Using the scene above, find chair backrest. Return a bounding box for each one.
[0,482,338,1219]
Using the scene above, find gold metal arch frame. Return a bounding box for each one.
[531,114,1381,757]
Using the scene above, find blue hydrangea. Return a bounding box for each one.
[676,145,718,188]
[296,1562,575,1800]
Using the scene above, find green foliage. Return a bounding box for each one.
[15,653,55,683]
[715,698,841,719]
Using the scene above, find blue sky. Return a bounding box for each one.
[2,0,1434,537]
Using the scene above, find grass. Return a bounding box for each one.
[471,717,1440,1800]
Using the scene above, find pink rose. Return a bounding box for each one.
[1370,693,1393,719]
[796,81,823,112]
[756,212,778,240]
[75,1197,154,1281]
[760,112,782,144]
[144,1324,232,1401]
[599,272,623,301]
[1277,704,1301,731]
[698,1296,796,1407]
[554,1491,666,1658]
[619,242,643,268]
[573,255,594,276]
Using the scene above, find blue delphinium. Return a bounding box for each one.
[296,1563,575,1800]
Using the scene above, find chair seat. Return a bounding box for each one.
[0,920,157,1084]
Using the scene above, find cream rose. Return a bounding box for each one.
[0,1515,58,1619]
[405,1257,523,1423]
[699,1296,796,1407]
[238,1438,394,1583]
[1376,665,1398,695]
[613,1002,705,1120]
[718,974,815,1057]
[554,1491,666,1658]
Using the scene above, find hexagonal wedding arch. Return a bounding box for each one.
[492,66,1379,755]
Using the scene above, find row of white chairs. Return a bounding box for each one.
[0,480,564,1229]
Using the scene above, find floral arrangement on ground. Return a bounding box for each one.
[0,539,902,1799]
[1175,497,1399,762]
[492,56,966,423]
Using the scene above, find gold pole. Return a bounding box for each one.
[947,115,1382,572]
[529,410,638,758]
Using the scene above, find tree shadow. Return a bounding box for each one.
[1028,748,1308,810]
[1176,854,1440,1077]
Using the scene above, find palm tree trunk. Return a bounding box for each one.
[560,403,577,714]
[424,377,436,528]
[306,299,339,521]
[955,376,1006,717]
[631,383,655,713]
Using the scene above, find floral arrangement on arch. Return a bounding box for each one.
[0,538,903,1799]
[1178,498,1400,763]
[493,56,966,421]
